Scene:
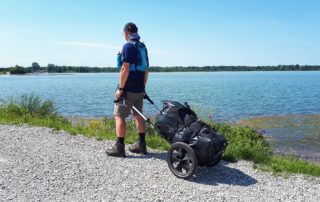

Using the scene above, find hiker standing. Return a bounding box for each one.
[106,22,149,157]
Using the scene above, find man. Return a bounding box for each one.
[106,22,149,157]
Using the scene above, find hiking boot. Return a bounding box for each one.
[129,141,147,155]
[105,142,126,158]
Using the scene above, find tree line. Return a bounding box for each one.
[1,63,320,75]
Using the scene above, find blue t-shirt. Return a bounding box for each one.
[121,41,145,93]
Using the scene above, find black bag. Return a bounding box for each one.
[155,100,228,166]
[155,101,197,142]
[172,120,204,143]
[189,122,227,166]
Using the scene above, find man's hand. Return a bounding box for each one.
[115,89,123,99]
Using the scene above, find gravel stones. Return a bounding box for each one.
[0,124,319,201]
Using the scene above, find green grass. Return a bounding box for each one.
[0,94,319,177]
[0,94,169,149]
[268,155,320,176]
[210,122,320,176]
[210,122,272,163]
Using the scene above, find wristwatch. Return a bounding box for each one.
[118,87,124,91]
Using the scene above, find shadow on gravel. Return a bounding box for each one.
[193,161,257,186]
[127,152,257,186]
[126,152,167,160]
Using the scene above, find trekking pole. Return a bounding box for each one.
[143,93,154,104]
[131,106,156,129]
[144,92,160,111]
[114,92,159,131]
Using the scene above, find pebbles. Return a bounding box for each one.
[0,124,319,201]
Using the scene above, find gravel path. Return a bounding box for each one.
[0,124,319,201]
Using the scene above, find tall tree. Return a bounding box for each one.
[32,62,40,72]
[47,64,55,72]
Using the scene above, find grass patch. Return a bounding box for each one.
[210,122,272,163]
[210,122,320,177]
[268,155,320,176]
[0,94,319,177]
[0,94,168,150]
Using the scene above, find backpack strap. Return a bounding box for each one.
[129,41,140,71]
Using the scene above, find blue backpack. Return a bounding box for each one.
[117,41,149,71]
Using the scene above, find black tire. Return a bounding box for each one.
[206,153,222,167]
[167,142,198,179]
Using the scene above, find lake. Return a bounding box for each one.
[1,71,320,161]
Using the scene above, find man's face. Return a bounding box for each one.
[123,31,130,41]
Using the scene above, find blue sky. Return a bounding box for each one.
[0,0,319,67]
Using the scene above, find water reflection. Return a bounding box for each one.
[240,114,320,162]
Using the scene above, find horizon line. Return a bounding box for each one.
[1,64,320,68]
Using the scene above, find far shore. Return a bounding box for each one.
[1,64,320,75]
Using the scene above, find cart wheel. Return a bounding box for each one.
[167,142,197,179]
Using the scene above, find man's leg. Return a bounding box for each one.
[130,92,145,134]
[134,114,146,144]
[106,104,130,157]
[129,93,147,155]
[128,115,147,155]
[115,115,126,138]
[133,115,145,134]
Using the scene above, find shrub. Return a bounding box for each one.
[3,94,56,117]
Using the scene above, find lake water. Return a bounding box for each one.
[1,72,320,161]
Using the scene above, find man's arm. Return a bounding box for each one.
[115,62,130,98]
[119,62,130,88]
[144,70,149,86]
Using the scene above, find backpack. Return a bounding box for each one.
[117,41,149,71]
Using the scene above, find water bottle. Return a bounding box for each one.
[117,52,121,68]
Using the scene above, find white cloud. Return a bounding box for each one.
[57,41,120,49]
